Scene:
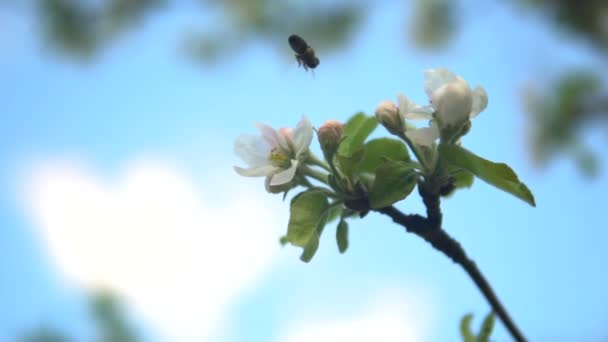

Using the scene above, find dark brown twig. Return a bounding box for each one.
[375,203,527,342]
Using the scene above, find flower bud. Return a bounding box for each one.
[431,79,473,128]
[317,120,344,159]
[375,100,403,135]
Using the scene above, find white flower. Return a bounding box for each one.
[234,116,313,186]
[423,68,488,127]
[392,94,438,147]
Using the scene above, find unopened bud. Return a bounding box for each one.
[375,100,403,135]
[317,120,344,159]
[432,79,473,128]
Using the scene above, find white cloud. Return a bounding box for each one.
[281,287,436,342]
[21,158,286,341]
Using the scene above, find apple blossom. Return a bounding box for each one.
[234,116,313,186]
[423,68,488,128]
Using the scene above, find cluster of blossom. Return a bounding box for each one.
[234,67,487,188]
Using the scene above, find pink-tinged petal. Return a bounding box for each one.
[269,160,299,185]
[405,125,439,147]
[293,116,313,156]
[423,68,459,99]
[254,122,280,146]
[234,134,272,167]
[470,86,488,118]
[234,164,279,177]
[275,127,293,152]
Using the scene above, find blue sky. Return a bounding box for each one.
[1,2,607,341]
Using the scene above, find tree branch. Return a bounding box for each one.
[375,204,527,342]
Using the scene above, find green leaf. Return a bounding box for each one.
[369,160,418,209]
[286,190,332,262]
[476,312,495,342]
[326,204,343,224]
[336,147,365,177]
[460,313,475,342]
[359,138,410,174]
[451,168,475,190]
[440,144,536,207]
[336,219,349,253]
[300,234,320,262]
[338,112,378,156]
[279,235,289,246]
[286,190,329,246]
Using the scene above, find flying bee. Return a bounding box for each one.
[288,34,319,71]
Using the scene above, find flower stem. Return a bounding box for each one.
[307,153,331,172]
[398,132,430,174]
[302,166,329,185]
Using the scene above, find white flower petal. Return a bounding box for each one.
[269,160,299,185]
[234,134,272,167]
[469,86,488,118]
[398,94,433,120]
[293,116,313,156]
[234,164,279,177]
[276,128,293,152]
[431,79,472,126]
[405,125,439,147]
[254,122,280,146]
[423,68,459,99]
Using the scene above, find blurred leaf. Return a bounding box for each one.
[526,70,605,177]
[338,112,378,157]
[517,0,608,51]
[440,144,536,207]
[460,313,475,342]
[336,218,349,253]
[369,160,418,209]
[19,326,71,342]
[410,0,456,50]
[286,190,330,262]
[91,290,138,342]
[36,0,364,65]
[358,138,410,174]
[40,0,99,57]
[39,0,163,59]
